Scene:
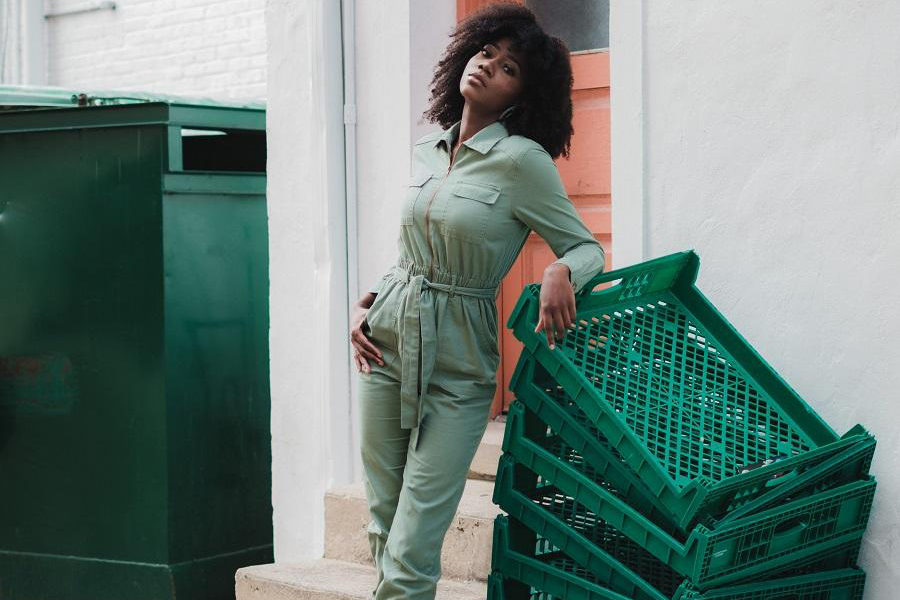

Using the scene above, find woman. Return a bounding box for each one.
[349,3,604,599]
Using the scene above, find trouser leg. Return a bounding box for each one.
[373,390,493,600]
[358,367,408,596]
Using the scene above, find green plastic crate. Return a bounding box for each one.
[493,453,864,600]
[511,355,675,530]
[511,353,876,530]
[507,250,867,531]
[487,515,865,600]
[502,401,876,590]
[488,568,867,600]
[489,516,866,600]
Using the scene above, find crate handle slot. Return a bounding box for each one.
[575,250,699,300]
[772,515,809,537]
[764,468,801,488]
[575,266,649,300]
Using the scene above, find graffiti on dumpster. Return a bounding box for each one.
[0,353,77,415]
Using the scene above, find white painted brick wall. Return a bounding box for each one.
[45,0,266,100]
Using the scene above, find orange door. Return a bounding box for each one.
[454,1,612,416]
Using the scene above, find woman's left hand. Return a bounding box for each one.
[534,263,576,350]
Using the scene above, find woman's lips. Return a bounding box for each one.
[468,72,487,88]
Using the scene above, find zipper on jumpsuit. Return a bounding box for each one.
[402,152,454,450]
[423,158,454,277]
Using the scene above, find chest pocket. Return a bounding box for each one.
[440,181,501,243]
[401,171,433,225]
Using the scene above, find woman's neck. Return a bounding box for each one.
[455,104,501,149]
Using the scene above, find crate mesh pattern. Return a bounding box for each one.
[522,412,874,583]
[520,356,876,526]
[559,299,812,485]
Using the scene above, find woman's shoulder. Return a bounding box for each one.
[413,129,444,147]
[496,134,549,164]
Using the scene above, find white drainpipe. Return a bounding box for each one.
[342,0,358,306]
[1,0,45,84]
[341,0,361,483]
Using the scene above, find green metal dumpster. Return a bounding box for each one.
[0,86,271,600]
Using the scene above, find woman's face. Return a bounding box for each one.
[459,36,525,116]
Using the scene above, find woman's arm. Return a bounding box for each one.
[512,147,606,348]
[350,291,384,373]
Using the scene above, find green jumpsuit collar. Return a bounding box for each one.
[433,118,509,155]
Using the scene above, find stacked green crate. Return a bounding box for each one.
[488,512,866,600]
[489,250,877,599]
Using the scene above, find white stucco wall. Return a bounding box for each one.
[266,0,454,561]
[355,1,454,297]
[409,2,457,144]
[266,0,347,561]
[354,1,412,318]
[612,2,900,596]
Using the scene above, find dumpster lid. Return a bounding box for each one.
[0,84,265,112]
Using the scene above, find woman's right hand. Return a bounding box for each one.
[350,295,385,373]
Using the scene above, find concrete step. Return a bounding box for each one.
[467,419,504,481]
[324,478,501,582]
[235,559,486,600]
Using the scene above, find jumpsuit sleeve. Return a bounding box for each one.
[512,147,605,294]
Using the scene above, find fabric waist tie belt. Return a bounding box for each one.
[392,263,497,443]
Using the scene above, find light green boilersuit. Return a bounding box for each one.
[357,117,605,600]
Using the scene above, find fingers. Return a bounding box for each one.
[351,337,383,369]
[552,310,568,346]
[353,349,371,374]
[350,314,384,372]
[534,314,553,349]
[565,299,577,332]
[351,337,376,371]
[534,303,578,350]
[354,331,384,366]
[543,315,556,349]
[561,284,577,331]
[535,311,560,349]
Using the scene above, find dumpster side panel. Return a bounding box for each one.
[0,125,168,566]
[161,189,272,594]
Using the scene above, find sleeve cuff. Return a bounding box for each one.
[550,257,577,291]
[551,244,605,295]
